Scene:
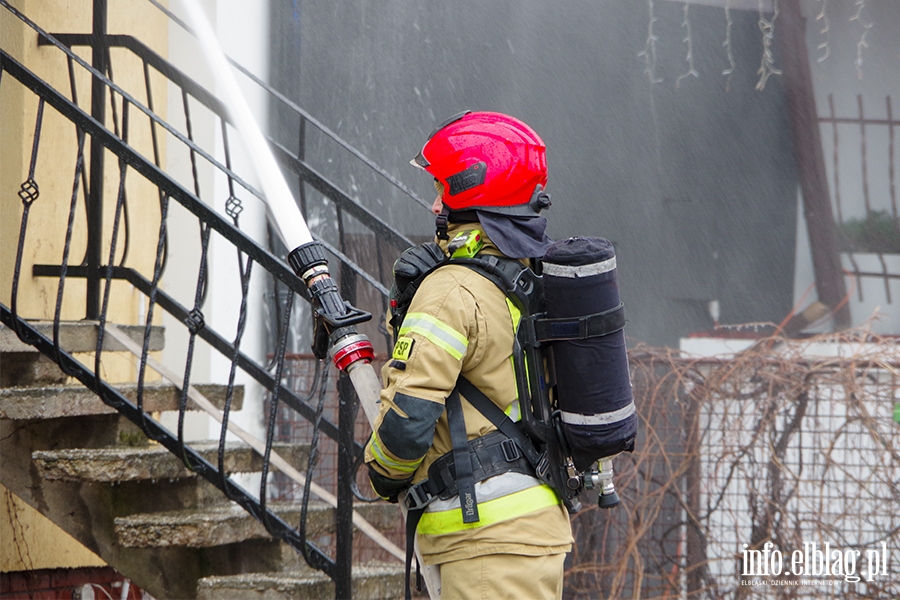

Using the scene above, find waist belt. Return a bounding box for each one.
[404,430,535,510]
[401,377,547,600]
[401,424,538,600]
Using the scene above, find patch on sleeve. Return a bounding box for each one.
[379,392,444,459]
[392,336,415,361]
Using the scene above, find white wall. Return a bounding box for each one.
[161,1,273,487]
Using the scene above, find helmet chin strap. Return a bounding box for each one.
[435,205,451,240]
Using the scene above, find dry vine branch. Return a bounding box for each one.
[565,329,900,599]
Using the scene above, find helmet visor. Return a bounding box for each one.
[410,111,471,170]
[410,149,429,169]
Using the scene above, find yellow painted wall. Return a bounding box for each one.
[1,0,169,573]
[1,0,169,326]
[1,484,106,572]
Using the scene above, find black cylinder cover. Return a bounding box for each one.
[543,237,636,471]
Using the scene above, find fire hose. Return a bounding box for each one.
[179,0,382,427]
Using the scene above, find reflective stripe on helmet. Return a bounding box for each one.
[417,473,560,535]
[399,312,468,361]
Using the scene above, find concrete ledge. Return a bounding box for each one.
[0,383,243,419]
[0,322,165,353]
[114,502,400,548]
[196,563,405,600]
[33,441,307,482]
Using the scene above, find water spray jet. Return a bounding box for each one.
[178,0,381,425]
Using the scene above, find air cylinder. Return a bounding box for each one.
[542,237,636,472]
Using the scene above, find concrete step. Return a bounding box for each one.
[114,501,401,548]
[33,441,307,482]
[0,321,165,354]
[0,382,243,419]
[0,322,165,386]
[196,563,406,600]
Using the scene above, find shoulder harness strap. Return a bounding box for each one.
[457,254,627,342]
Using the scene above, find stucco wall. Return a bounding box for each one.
[0,0,169,573]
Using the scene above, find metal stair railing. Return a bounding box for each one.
[144,0,431,213]
[1,2,416,597]
[36,31,417,257]
[5,0,421,313]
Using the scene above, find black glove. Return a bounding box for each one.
[367,465,414,504]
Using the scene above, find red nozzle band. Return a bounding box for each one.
[332,339,375,371]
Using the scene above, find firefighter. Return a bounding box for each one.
[364,111,573,599]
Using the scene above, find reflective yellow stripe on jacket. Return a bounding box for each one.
[504,294,523,423]
[418,478,561,535]
[369,433,422,474]
[399,312,468,360]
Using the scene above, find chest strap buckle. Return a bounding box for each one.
[501,438,521,462]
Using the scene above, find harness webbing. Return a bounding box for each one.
[456,377,544,471]
[402,376,550,599]
[446,387,479,524]
[404,508,424,600]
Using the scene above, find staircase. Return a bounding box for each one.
[0,1,422,598]
[0,321,404,599]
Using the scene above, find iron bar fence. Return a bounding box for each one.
[0,0,423,592]
[821,94,900,307]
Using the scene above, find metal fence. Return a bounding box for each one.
[566,334,900,599]
[263,355,406,565]
[264,340,900,599]
[822,94,900,305]
[0,0,422,594]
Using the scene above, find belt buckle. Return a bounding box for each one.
[404,481,436,511]
[536,452,552,482]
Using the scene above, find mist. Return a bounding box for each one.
[267,0,900,347]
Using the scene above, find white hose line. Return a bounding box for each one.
[346,360,383,426]
[178,0,311,250]
[177,0,382,427]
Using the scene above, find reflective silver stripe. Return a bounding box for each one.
[559,401,636,426]
[542,256,616,278]
[425,472,543,513]
[505,399,521,423]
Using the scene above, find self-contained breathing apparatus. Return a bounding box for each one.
[389,230,637,517]
[393,110,631,598]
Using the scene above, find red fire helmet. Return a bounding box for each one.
[411,111,549,213]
